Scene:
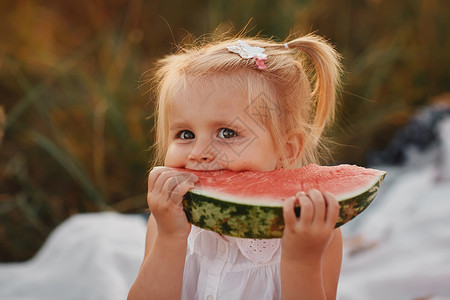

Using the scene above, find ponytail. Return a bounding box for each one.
[285,34,342,147]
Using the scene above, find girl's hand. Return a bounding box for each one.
[147,167,198,239]
[281,189,340,263]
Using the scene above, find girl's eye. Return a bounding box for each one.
[177,130,195,140]
[218,128,238,139]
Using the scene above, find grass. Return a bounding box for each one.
[1,0,450,261]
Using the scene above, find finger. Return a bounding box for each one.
[151,166,166,171]
[148,170,172,211]
[148,166,170,193]
[149,167,197,189]
[152,170,182,199]
[169,174,195,196]
[307,189,326,223]
[161,173,190,198]
[283,197,298,229]
[171,180,196,205]
[154,170,197,194]
[296,191,306,199]
[298,194,314,226]
[324,191,340,227]
[167,170,198,186]
[180,171,198,183]
[295,192,306,218]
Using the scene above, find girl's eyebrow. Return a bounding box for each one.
[169,121,190,130]
[211,118,250,132]
[209,119,243,129]
[168,119,248,132]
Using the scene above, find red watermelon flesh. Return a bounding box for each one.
[184,164,384,204]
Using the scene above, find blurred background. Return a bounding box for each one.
[1,0,449,262]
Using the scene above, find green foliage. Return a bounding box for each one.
[1,0,449,261]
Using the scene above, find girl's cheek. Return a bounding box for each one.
[164,144,188,167]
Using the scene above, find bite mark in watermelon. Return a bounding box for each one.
[182,164,386,239]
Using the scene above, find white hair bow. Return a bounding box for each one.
[227,40,267,69]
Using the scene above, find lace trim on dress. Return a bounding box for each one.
[234,238,280,264]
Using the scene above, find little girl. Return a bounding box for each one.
[129,33,343,300]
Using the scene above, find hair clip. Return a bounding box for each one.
[227,40,267,70]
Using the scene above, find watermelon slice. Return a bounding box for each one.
[182,164,386,239]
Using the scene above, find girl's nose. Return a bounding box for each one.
[188,151,214,163]
[188,141,215,163]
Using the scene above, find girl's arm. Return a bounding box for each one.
[128,216,188,300]
[128,168,197,300]
[281,190,342,300]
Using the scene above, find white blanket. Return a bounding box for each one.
[338,118,450,300]
[0,213,147,300]
[1,118,449,300]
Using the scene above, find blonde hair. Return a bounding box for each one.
[150,33,342,168]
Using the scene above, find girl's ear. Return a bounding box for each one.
[282,131,304,167]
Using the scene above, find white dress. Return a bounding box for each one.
[181,225,282,300]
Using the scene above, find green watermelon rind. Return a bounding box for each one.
[183,173,385,239]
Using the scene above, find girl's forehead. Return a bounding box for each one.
[184,74,247,96]
[164,72,280,125]
[175,72,275,103]
[170,83,245,113]
[169,76,245,107]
